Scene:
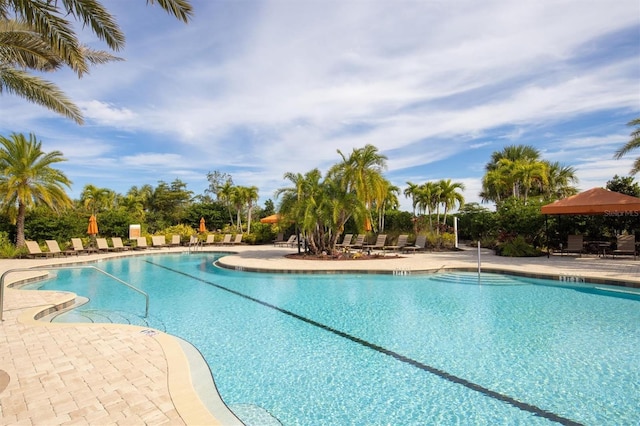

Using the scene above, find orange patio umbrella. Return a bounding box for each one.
[87,214,98,235]
[199,217,207,233]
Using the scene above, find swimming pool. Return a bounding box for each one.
[26,253,640,425]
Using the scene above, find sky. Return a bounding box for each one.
[1,0,639,212]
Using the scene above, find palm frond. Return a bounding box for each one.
[0,65,83,123]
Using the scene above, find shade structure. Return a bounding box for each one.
[260,214,281,224]
[540,187,640,216]
[199,217,206,233]
[87,215,98,235]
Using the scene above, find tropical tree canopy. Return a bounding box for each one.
[480,144,578,204]
[0,132,72,247]
[614,118,640,175]
[0,0,193,122]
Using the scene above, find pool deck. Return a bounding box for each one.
[1,244,638,425]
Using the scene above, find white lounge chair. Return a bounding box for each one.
[613,234,637,259]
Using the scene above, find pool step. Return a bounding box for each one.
[430,272,522,286]
[53,309,161,329]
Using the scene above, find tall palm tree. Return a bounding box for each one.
[230,186,246,232]
[544,162,578,199]
[0,0,192,122]
[404,181,419,217]
[218,181,235,227]
[0,132,72,247]
[437,179,465,229]
[614,118,640,175]
[244,185,259,234]
[330,144,388,232]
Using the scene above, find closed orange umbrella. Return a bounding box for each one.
[87,214,98,235]
[199,217,206,233]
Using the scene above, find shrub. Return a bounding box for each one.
[496,235,543,257]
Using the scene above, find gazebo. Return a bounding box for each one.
[541,187,640,216]
[541,188,640,256]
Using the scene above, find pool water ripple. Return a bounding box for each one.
[30,254,640,425]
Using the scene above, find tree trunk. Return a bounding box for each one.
[15,202,26,248]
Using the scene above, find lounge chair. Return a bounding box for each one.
[563,234,584,256]
[403,235,427,253]
[111,237,130,251]
[346,234,366,250]
[71,238,96,254]
[170,234,181,247]
[335,234,353,249]
[363,234,387,252]
[135,237,149,250]
[272,233,285,245]
[96,238,117,252]
[275,235,296,247]
[613,234,637,260]
[151,235,168,249]
[203,234,215,245]
[25,241,53,258]
[45,240,73,257]
[229,234,243,245]
[385,234,408,252]
[214,234,232,245]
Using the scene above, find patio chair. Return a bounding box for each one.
[111,237,130,251]
[346,234,366,250]
[275,235,296,247]
[272,233,285,245]
[170,234,181,247]
[385,234,408,252]
[363,234,387,252]
[71,238,96,254]
[563,234,584,257]
[214,234,232,245]
[403,235,427,253]
[25,241,53,258]
[335,234,353,249]
[45,240,73,257]
[135,237,149,250]
[203,234,215,245]
[229,234,243,245]
[613,234,637,260]
[151,235,168,248]
[96,238,116,252]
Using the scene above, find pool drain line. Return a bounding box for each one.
[146,260,582,426]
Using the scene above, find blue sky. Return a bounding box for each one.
[1,0,639,211]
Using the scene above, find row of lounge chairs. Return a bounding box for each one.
[25,233,245,257]
[335,234,427,253]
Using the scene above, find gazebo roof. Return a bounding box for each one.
[540,187,640,215]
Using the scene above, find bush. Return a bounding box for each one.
[496,235,543,257]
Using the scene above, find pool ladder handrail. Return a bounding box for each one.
[1,265,149,321]
[188,236,202,253]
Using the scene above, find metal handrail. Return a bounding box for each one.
[1,265,149,321]
[188,237,202,254]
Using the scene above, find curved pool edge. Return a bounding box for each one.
[3,265,235,426]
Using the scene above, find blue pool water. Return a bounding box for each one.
[25,253,640,425]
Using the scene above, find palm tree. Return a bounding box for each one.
[404,181,419,217]
[330,144,388,232]
[614,118,640,175]
[0,0,192,122]
[244,185,259,234]
[544,162,578,199]
[80,184,113,215]
[438,179,465,229]
[230,186,246,232]
[0,132,72,247]
[218,181,235,228]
